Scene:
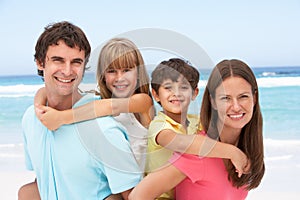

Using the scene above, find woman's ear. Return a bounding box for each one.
[253,90,257,105]
[210,95,217,110]
[151,88,160,102]
[192,87,199,100]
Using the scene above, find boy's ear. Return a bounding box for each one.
[151,88,160,102]
[192,87,199,100]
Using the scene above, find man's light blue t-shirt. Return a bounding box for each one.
[22,94,142,200]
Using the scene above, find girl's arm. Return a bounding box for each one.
[128,164,186,200]
[156,130,250,177]
[35,88,153,130]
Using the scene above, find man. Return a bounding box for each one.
[19,21,141,200]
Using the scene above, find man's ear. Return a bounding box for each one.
[36,60,44,71]
[151,88,160,102]
[192,87,199,100]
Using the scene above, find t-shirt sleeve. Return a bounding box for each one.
[148,118,175,146]
[21,107,34,170]
[170,152,205,183]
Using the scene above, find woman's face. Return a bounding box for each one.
[211,76,256,131]
[104,67,138,98]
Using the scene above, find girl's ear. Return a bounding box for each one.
[192,87,199,100]
[151,88,160,102]
[210,95,217,110]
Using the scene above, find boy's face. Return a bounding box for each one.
[153,75,198,116]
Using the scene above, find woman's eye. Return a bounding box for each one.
[240,95,249,99]
[220,96,229,101]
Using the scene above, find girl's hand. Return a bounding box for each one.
[230,148,251,178]
[35,104,65,130]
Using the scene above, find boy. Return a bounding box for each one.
[145,58,249,199]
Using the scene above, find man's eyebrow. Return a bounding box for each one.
[50,56,64,61]
[72,58,84,63]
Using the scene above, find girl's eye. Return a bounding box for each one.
[106,69,116,73]
[123,68,131,72]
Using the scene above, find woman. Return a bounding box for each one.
[129,59,265,200]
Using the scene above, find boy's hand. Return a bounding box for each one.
[35,104,64,131]
[230,148,251,178]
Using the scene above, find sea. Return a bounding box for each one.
[1,66,300,172]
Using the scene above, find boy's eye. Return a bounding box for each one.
[181,85,189,90]
[164,86,172,90]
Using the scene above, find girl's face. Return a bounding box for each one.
[104,67,138,98]
[211,76,256,132]
[153,75,198,118]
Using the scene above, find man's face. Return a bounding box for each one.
[38,41,85,100]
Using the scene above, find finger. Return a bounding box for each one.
[236,169,242,178]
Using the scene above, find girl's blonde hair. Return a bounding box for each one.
[97,38,151,99]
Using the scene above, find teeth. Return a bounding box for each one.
[115,85,126,89]
[229,114,243,118]
[57,78,72,83]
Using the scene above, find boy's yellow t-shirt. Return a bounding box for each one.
[145,111,200,200]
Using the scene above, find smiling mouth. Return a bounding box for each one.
[56,77,75,83]
[228,113,244,119]
[114,85,128,90]
[170,100,183,104]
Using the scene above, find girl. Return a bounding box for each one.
[129,59,265,200]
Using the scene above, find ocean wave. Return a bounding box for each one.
[0,83,97,97]
[0,77,299,98]
[198,77,300,88]
[257,77,300,87]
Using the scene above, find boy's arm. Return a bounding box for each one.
[156,130,249,176]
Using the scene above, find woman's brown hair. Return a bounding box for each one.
[200,59,265,190]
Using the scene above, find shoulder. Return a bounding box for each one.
[22,105,36,127]
[74,93,100,107]
[149,112,174,131]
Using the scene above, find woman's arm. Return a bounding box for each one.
[35,92,153,130]
[128,164,186,200]
[156,130,250,176]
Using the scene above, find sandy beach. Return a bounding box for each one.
[1,159,300,199]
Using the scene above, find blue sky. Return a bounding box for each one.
[0,0,299,76]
